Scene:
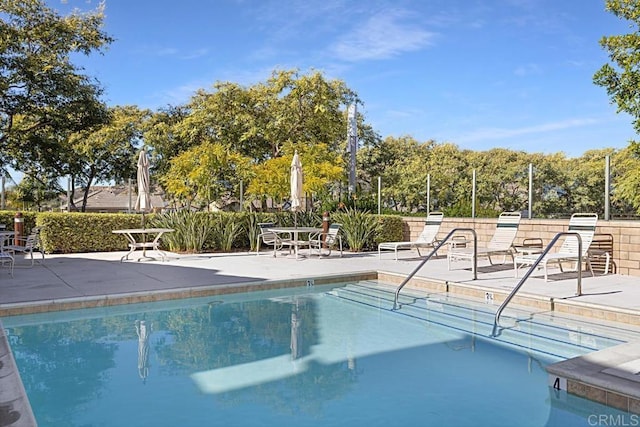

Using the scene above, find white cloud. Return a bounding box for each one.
[330,9,436,62]
[514,63,542,76]
[458,117,601,143]
[151,47,208,60]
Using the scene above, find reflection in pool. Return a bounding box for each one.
[3,283,633,427]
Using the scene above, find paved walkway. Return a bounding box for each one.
[1,249,639,316]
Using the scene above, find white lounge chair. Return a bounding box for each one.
[378,212,444,260]
[447,211,521,270]
[514,213,600,281]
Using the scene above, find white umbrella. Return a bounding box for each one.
[290,151,303,227]
[134,149,152,228]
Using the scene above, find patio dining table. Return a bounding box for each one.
[267,226,322,259]
[112,228,174,262]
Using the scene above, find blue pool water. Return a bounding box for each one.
[3,282,637,427]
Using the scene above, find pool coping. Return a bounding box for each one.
[0,271,378,317]
[3,269,640,420]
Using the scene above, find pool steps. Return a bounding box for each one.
[325,281,640,360]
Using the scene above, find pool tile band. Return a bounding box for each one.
[0,271,378,316]
[0,320,37,427]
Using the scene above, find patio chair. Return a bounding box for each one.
[309,223,343,257]
[0,250,14,276]
[514,213,599,281]
[447,211,522,270]
[378,212,444,260]
[3,227,44,267]
[255,222,292,257]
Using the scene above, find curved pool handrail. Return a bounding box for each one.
[393,228,477,310]
[491,231,583,337]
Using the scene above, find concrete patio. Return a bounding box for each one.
[0,248,639,317]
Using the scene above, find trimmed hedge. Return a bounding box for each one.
[36,212,151,253]
[0,210,407,254]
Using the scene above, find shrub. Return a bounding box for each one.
[333,208,380,252]
[151,210,211,253]
[209,212,245,252]
[36,212,143,253]
[375,215,404,244]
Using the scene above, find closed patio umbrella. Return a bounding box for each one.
[135,320,152,383]
[290,150,303,227]
[135,149,152,228]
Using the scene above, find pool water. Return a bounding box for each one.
[3,281,637,427]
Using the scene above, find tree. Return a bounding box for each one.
[612,146,640,215]
[161,142,253,210]
[595,0,640,214]
[142,105,191,178]
[10,173,59,211]
[357,136,434,212]
[0,0,113,171]
[172,69,359,162]
[594,0,640,134]
[246,143,343,208]
[528,152,571,217]
[469,148,531,213]
[65,106,151,211]
[149,69,361,209]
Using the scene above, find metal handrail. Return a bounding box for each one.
[491,232,583,336]
[393,228,477,310]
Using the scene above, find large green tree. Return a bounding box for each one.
[594,0,640,214]
[162,141,253,210]
[0,0,112,175]
[66,106,151,211]
[149,69,362,209]
[171,69,359,162]
[594,0,640,137]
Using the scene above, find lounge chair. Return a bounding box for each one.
[309,223,343,257]
[378,212,444,260]
[447,211,521,270]
[514,213,600,281]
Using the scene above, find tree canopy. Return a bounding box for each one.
[0,0,113,175]
[1,1,637,218]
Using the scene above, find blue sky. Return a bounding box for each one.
[53,0,635,158]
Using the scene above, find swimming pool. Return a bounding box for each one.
[3,281,638,426]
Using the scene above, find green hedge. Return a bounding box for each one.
[0,211,38,234]
[36,212,150,253]
[375,215,404,244]
[0,210,408,254]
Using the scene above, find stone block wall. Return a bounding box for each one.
[402,216,640,277]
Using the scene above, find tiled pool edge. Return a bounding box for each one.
[547,342,640,415]
[0,271,378,316]
[0,320,37,427]
[376,271,640,326]
[376,271,640,415]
